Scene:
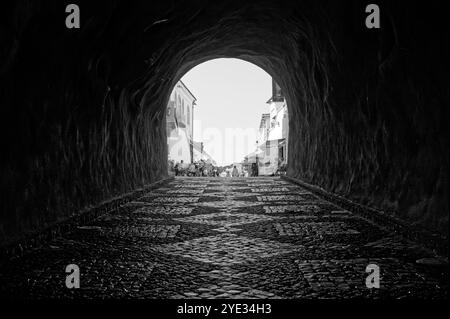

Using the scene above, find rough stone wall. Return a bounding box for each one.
[0,0,447,244]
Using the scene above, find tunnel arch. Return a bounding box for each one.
[0,0,447,245]
[143,15,331,174]
[166,56,288,168]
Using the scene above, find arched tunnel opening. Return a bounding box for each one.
[0,0,448,300]
[166,58,287,177]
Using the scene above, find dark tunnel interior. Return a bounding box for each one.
[0,0,448,248]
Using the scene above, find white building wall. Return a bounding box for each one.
[168,128,191,163]
[175,83,195,139]
[257,99,289,174]
[167,81,196,163]
[267,101,287,141]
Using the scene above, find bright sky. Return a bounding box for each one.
[181,58,272,166]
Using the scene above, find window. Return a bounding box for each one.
[187,106,190,125]
[279,146,284,160]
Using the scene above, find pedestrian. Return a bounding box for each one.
[174,162,180,176]
[232,165,239,177]
[180,160,188,176]
[195,162,201,176]
[205,161,212,177]
[198,160,204,177]
[188,163,196,176]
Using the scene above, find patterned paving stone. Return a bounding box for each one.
[200,192,258,198]
[133,203,185,209]
[175,178,212,182]
[247,184,279,188]
[174,184,208,188]
[153,233,302,266]
[288,214,355,220]
[257,195,316,202]
[251,187,290,192]
[362,235,434,260]
[107,225,181,238]
[174,212,281,227]
[192,200,263,209]
[264,205,322,214]
[0,176,446,299]
[79,260,157,298]
[167,189,204,194]
[132,206,195,215]
[173,266,283,299]
[247,182,291,187]
[146,196,200,203]
[211,226,243,233]
[295,258,446,298]
[207,186,251,191]
[274,222,360,236]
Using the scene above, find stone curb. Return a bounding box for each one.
[282,175,448,256]
[0,177,174,262]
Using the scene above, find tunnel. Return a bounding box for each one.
[0,0,448,256]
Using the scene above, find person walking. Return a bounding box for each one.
[251,163,257,177]
[174,162,180,176]
[188,163,196,176]
[232,165,239,177]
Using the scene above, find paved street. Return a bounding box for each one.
[0,177,447,299]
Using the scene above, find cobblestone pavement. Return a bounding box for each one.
[0,177,447,299]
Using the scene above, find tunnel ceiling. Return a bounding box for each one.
[0,0,448,244]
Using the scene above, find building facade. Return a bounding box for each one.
[246,79,288,176]
[266,80,288,165]
[258,113,271,145]
[166,81,197,163]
